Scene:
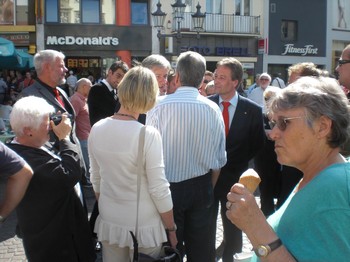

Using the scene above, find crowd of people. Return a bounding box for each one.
[1,45,350,262]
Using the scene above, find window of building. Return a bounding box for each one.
[82,0,100,23]
[101,0,115,24]
[46,0,59,22]
[235,0,250,15]
[17,0,29,25]
[131,0,148,25]
[281,20,297,42]
[206,0,222,14]
[45,0,114,24]
[0,0,29,25]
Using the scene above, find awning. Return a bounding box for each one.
[0,37,15,56]
[0,37,34,70]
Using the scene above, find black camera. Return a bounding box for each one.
[50,113,73,125]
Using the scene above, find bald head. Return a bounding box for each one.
[75,78,92,97]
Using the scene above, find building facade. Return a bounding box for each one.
[2,0,349,85]
[260,0,350,83]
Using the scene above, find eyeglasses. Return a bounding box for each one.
[203,79,209,84]
[269,116,305,131]
[338,59,350,67]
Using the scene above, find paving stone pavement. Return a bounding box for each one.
[0,179,255,262]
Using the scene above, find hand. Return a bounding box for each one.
[226,183,265,234]
[167,231,178,249]
[51,113,72,141]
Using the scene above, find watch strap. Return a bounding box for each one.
[255,238,282,257]
[269,238,282,252]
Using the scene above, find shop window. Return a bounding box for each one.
[281,20,297,42]
[131,0,148,25]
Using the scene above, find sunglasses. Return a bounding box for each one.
[338,59,350,67]
[269,116,305,131]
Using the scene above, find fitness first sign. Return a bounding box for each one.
[46,36,119,46]
[282,44,318,56]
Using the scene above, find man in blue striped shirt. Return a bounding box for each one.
[147,51,227,261]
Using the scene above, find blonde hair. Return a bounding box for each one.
[118,66,159,113]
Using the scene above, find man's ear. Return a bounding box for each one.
[175,72,181,87]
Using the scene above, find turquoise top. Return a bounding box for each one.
[251,162,350,262]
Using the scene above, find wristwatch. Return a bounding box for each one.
[0,215,6,223]
[166,224,177,232]
[254,238,282,257]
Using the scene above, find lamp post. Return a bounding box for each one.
[152,0,206,55]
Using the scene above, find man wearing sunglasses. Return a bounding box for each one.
[336,44,350,90]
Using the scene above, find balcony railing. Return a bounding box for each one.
[173,12,260,35]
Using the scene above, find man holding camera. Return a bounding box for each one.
[18,49,91,187]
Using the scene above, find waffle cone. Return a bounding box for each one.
[238,168,261,193]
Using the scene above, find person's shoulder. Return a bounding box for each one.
[239,95,263,110]
[20,81,40,93]
[207,94,219,103]
[88,83,108,97]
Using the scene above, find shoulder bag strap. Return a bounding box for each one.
[135,125,146,237]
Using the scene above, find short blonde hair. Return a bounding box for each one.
[118,66,159,113]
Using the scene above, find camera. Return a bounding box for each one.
[50,113,73,125]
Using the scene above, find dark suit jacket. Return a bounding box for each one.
[209,94,265,198]
[8,141,96,262]
[19,80,77,143]
[18,79,87,182]
[87,82,119,126]
[87,81,146,126]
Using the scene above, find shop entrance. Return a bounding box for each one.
[66,57,102,83]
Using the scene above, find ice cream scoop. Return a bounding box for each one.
[238,168,261,193]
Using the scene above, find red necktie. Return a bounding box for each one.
[53,88,65,108]
[222,101,230,136]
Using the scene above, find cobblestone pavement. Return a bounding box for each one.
[0,179,254,262]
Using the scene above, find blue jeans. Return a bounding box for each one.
[170,173,215,262]
[79,139,90,181]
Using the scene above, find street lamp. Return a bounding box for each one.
[152,0,206,54]
[192,3,206,39]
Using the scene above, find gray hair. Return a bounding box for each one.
[141,54,171,70]
[269,76,350,148]
[76,78,92,90]
[176,51,206,88]
[34,49,65,76]
[10,96,55,137]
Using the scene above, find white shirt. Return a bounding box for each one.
[147,87,227,182]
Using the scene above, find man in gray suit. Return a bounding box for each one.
[18,49,90,186]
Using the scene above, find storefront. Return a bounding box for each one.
[44,24,152,79]
[161,34,258,86]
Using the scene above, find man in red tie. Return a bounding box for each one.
[17,49,90,186]
[208,57,265,262]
